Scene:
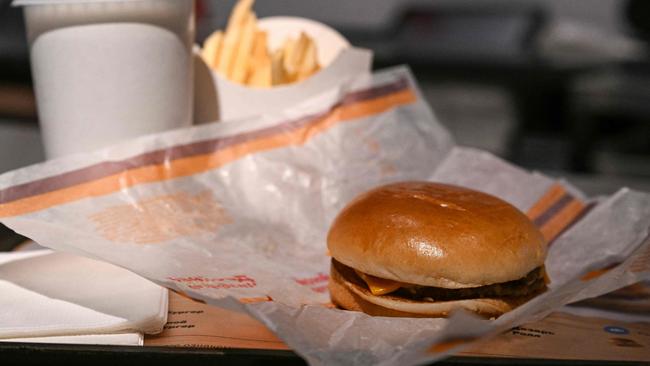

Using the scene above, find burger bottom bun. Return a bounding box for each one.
[329,262,541,318]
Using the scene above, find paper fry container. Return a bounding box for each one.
[194,16,373,123]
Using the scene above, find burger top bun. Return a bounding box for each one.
[327,182,546,289]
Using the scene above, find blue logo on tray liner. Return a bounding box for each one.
[604,326,629,335]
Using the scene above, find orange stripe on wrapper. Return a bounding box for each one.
[526,184,567,220]
[527,184,588,243]
[172,288,273,305]
[580,263,620,281]
[428,337,477,354]
[0,84,416,218]
[524,184,594,287]
[239,296,273,304]
[538,199,586,243]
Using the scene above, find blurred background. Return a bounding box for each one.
[1,0,650,198]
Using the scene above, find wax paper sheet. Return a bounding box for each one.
[0,67,648,365]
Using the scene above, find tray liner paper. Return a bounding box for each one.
[0,67,649,365]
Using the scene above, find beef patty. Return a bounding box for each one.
[333,259,546,302]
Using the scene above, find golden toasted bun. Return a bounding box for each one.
[329,261,535,318]
[327,182,546,288]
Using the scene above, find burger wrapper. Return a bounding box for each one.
[0,67,649,366]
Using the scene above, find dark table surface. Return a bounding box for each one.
[1,341,647,366]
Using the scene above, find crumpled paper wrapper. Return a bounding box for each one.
[0,67,648,365]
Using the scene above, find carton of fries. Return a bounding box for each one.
[195,0,372,122]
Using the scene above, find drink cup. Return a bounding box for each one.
[14,0,195,158]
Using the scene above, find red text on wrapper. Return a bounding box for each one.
[168,275,257,290]
[294,272,329,293]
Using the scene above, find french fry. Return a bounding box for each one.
[216,26,240,76]
[247,60,272,88]
[226,0,254,33]
[271,48,287,85]
[296,37,319,82]
[283,33,311,83]
[296,32,311,57]
[246,31,272,87]
[201,30,223,68]
[251,30,268,62]
[231,12,257,83]
[216,0,254,77]
[207,0,322,87]
[281,37,299,82]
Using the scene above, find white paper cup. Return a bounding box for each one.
[14,0,195,159]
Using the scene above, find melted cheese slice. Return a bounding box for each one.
[355,270,403,295]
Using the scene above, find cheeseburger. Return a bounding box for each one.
[327,181,547,318]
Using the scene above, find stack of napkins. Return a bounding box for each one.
[0,249,167,345]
